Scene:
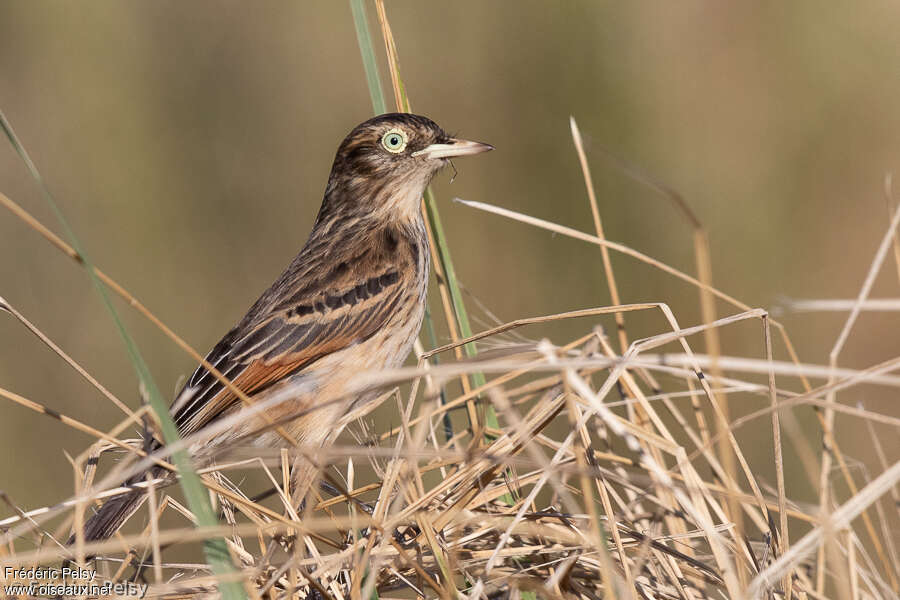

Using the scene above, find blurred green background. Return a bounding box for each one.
[0,0,898,541]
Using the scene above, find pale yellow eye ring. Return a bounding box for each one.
[381,128,408,153]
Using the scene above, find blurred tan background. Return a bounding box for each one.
[0,0,898,535]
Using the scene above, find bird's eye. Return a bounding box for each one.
[381,128,408,153]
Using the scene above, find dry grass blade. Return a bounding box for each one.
[454,196,753,312]
[816,196,900,594]
[0,296,131,417]
[749,460,900,598]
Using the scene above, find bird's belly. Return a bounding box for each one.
[217,291,426,450]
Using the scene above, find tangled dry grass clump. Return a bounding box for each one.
[1,4,899,600]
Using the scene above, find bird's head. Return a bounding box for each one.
[322,113,492,224]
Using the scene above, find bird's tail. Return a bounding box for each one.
[68,464,169,549]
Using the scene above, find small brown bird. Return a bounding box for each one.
[77,113,492,543]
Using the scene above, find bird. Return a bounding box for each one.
[73,112,492,546]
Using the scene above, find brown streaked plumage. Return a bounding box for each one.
[75,113,492,544]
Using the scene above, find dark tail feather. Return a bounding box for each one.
[67,465,169,551]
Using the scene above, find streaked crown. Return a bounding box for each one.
[318,113,492,223]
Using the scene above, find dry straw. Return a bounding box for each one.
[0,4,898,600]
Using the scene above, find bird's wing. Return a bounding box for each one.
[171,236,409,437]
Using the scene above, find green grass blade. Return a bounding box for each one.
[421,188,489,390]
[350,1,501,438]
[421,188,502,429]
[352,5,508,515]
[350,0,387,115]
[422,188,506,499]
[349,0,460,443]
[0,109,245,599]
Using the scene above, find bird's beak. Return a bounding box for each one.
[412,138,494,160]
